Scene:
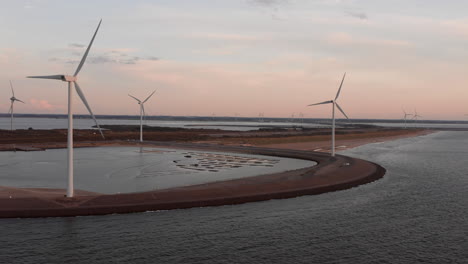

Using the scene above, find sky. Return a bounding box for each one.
[1,0,468,120]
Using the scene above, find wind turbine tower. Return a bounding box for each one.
[8,81,25,131]
[402,109,412,129]
[308,73,349,157]
[128,90,156,142]
[27,20,105,198]
[413,110,422,122]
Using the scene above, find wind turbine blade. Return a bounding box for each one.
[335,72,346,100]
[15,99,25,104]
[142,104,146,119]
[335,102,349,119]
[142,90,156,103]
[7,104,12,114]
[27,75,64,80]
[74,19,102,77]
[74,82,105,139]
[9,80,14,97]
[308,100,333,106]
[128,94,141,103]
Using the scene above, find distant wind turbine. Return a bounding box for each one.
[290,113,295,123]
[27,19,105,198]
[308,73,349,157]
[402,109,412,129]
[8,80,25,131]
[258,112,264,122]
[413,110,422,122]
[128,90,156,142]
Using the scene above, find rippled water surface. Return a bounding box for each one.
[1,132,467,263]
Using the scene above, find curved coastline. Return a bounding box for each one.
[0,142,386,218]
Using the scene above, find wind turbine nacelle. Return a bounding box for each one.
[63,75,77,82]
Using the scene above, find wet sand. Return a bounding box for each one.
[257,129,433,152]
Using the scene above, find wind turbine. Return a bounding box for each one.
[128,90,156,142]
[413,110,422,122]
[299,112,304,124]
[307,73,349,157]
[402,109,412,129]
[27,19,105,198]
[8,81,25,131]
[290,113,295,123]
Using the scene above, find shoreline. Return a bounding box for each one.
[257,129,434,152]
[0,142,385,218]
[0,128,431,218]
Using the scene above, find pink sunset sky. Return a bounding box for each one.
[1,0,468,120]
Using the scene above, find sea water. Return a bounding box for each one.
[0,131,466,263]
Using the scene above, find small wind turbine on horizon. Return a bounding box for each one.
[128,90,156,142]
[290,113,295,123]
[27,19,105,198]
[258,112,264,122]
[413,110,422,122]
[307,73,349,157]
[8,80,25,131]
[402,109,412,129]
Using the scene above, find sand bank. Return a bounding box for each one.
[0,142,384,218]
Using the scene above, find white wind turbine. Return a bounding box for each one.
[27,19,105,198]
[128,90,156,142]
[308,73,349,157]
[402,109,412,129]
[8,80,25,131]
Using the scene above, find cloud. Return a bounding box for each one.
[52,47,159,65]
[189,32,262,41]
[248,0,289,20]
[249,0,282,6]
[346,11,368,20]
[29,98,61,111]
[326,32,412,48]
[69,43,86,48]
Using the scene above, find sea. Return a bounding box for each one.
[0,131,466,263]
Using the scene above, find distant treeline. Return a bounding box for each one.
[0,113,467,124]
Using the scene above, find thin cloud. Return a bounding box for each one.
[346,11,368,20]
[69,43,86,48]
[249,0,282,6]
[326,32,412,48]
[248,0,289,20]
[29,98,61,111]
[51,46,159,65]
[65,54,158,65]
[189,32,262,41]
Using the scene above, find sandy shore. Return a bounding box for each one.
[257,129,433,152]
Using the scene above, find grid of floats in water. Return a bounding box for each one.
[172,151,279,172]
